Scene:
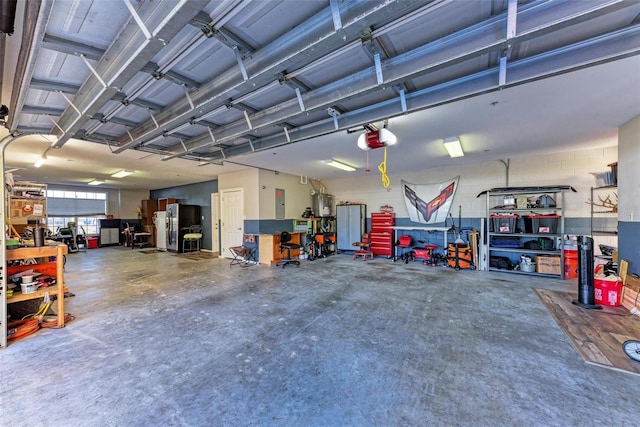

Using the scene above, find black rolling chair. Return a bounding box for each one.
[276,231,303,268]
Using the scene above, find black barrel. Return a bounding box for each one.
[33,227,45,247]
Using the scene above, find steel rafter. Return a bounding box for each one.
[50,0,210,148]
[112,0,431,153]
[154,0,634,161]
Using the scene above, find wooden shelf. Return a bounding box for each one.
[5,244,68,332]
[8,286,70,303]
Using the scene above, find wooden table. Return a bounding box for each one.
[257,232,305,266]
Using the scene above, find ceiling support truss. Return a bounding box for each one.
[154,0,634,161]
[154,2,640,163]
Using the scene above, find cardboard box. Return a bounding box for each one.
[10,199,46,224]
[535,255,561,275]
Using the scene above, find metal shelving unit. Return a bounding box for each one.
[590,185,618,236]
[589,185,618,266]
[484,186,571,279]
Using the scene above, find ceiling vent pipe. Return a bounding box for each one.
[0,0,18,35]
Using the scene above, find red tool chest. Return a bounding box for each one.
[370,212,395,257]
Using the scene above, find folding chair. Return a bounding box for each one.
[229,234,258,267]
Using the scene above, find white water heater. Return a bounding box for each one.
[312,194,333,217]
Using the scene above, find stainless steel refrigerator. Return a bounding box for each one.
[154,211,167,250]
[166,203,201,252]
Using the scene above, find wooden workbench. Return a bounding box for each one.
[257,232,305,266]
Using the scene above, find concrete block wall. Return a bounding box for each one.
[324,145,618,221]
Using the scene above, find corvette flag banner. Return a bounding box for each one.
[402,176,459,224]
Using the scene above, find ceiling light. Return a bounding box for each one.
[111,169,135,178]
[325,159,356,172]
[444,137,464,158]
[88,180,104,186]
[34,154,47,168]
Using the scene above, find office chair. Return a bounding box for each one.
[276,231,302,268]
[182,225,203,253]
[229,233,258,267]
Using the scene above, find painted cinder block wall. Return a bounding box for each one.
[618,114,640,275]
[323,145,617,221]
[322,145,620,264]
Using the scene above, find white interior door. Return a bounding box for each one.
[220,188,244,258]
[211,192,220,254]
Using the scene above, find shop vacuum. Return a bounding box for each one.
[572,235,602,310]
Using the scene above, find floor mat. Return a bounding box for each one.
[534,288,640,376]
[177,251,218,261]
[139,249,162,254]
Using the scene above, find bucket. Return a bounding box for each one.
[21,282,38,294]
[34,227,45,247]
[520,262,536,273]
[21,274,34,284]
[594,277,622,307]
[564,248,578,279]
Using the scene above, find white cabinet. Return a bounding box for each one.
[100,228,120,246]
[483,186,573,279]
[99,219,121,246]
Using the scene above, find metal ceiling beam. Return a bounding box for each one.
[41,33,105,60]
[217,29,639,162]
[163,70,200,89]
[161,7,640,163]
[29,78,80,93]
[141,61,201,88]
[112,92,163,111]
[15,125,53,134]
[51,0,210,148]
[21,105,64,115]
[190,11,255,56]
[7,0,50,132]
[112,0,429,153]
[158,0,599,157]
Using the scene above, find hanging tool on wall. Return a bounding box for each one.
[455,205,464,244]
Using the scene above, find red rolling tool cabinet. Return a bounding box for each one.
[370,212,395,257]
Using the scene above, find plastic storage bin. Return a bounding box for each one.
[87,237,99,249]
[490,214,519,233]
[524,214,560,234]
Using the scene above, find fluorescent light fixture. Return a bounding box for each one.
[325,159,356,172]
[443,137,464,158]
[111,169,135,178]
[88,180,104,186]
[34,154,47,168]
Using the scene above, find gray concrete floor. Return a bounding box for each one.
[1,246,639,426]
